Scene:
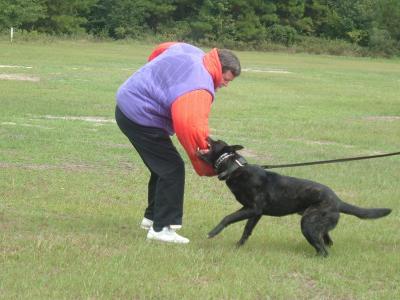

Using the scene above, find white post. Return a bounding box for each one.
[10,27,14,43]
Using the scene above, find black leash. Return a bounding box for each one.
[261,151,400,169]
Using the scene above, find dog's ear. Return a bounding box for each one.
[230,145,244,152]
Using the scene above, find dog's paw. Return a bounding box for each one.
[236,240,245,248]
[208,226,223,238]
[207,231,217,239]
[316,250,329,258]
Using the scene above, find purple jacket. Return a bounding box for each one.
[116,43,215,135]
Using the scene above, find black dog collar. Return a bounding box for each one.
[216,154,247,181]
[214,153,235,170]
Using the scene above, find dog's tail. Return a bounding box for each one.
[339,202,391,219]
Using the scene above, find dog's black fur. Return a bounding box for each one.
[199,138,391,256]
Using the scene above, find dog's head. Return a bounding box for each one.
[199,137,244,165]
[199,137,246,180]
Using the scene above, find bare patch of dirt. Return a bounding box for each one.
[0,161,141,174]
[239,148,273,161]
[0,211,18,231]
[242,67,292,74]
[0,162,93,171]
[288,138,354,148]
[1,122,53,129]
[98,142,131,149]
[42,115,115,123]
[289,272,318,289]
[0,73,40,82]
[363,116,400,122]
[0,65,32,69]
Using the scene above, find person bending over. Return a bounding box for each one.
[115,42,241,244]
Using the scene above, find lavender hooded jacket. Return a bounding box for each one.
[116,43,215,135]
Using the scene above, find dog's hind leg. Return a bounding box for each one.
[301,204,340,257]
[301,225,328,257]
[323,211,339,248]
[237,215,262,247]
[301,210,329,257]
[323,233,333,247]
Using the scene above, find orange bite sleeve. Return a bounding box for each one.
[171,90,216,176]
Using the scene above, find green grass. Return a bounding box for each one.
[1,40,399,299]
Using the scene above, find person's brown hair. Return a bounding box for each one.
[217,49,241,76]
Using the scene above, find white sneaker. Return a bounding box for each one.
[140,217,153,230]
[147,226,189,244]
[169,224,182,231]
[140,218,182,231]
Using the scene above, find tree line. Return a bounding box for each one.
[1,0,399,56]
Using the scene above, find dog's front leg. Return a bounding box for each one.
[208,207,259,238]
[237,215,262,247]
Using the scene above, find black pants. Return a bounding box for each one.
[115,106,185,230]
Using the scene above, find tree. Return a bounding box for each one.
[107,0,149,38]
[188,0,278,43]
[374,0,400,41]
[143,0,176,33]
[34,0,96,34]
[86,0,176,39]
[85,0,113,36]
[0,0,44,30]
[192,0,236,41]
[366,0,400,55]
[230,0,278,42]
[0,0,398,55]
[273,0,312,34]
[318,0,375,45]
[304,0,330,35]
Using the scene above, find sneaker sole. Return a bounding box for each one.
[146,238,189,244]
[141,224,182,231]
[146,235,189,244]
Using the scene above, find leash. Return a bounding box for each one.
[261,151,400,169]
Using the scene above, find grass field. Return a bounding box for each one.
[1,40,399,299]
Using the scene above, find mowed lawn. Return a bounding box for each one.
[0,40,399,299]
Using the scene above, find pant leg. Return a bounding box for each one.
[144,171,158,220]
[152,163,185,229]
[115,106,185,229]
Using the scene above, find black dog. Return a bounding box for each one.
[199,138,391,256]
